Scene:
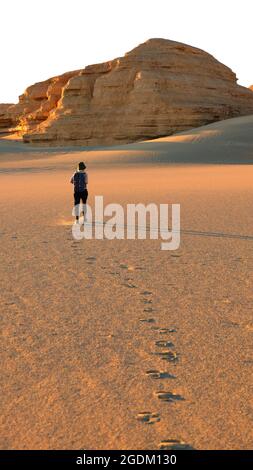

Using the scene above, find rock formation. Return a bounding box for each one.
[0,71,80,135]
[1,39,253,146]
[0,104,14,130]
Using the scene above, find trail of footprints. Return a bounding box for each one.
[118,263,192,449]
[138,287,192,449]
[68,251,192,449]
[116,262,193,448]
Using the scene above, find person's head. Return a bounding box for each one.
[77,161,86,171]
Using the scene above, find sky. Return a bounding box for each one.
[0,0,252,103]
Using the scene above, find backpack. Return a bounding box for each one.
[74,172,86,192]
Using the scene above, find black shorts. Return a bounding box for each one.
[74,190,88,206]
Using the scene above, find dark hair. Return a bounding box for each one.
[78,161,86,170]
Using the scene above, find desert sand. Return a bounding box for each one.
[0,115,253,450]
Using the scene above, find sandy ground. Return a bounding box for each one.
[0,116,253,450]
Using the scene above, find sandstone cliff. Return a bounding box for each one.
[0,70,80,136]
[0,104,14,130]
[1,39,253,146]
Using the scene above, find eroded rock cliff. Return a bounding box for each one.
[0,70,80,136]
[1,39,253,146]
[0,104,14,130]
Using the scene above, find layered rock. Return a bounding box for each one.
[2,38,253,146]
[0,70,80,136]
[0,103,14,130]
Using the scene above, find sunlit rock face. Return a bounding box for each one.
[0,104,14,130]
[0,71,80,136]
[2,39,253,145]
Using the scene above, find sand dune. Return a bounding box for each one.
[0,116,253,450]
[0,115,253,170]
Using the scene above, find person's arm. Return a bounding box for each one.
[70,174,74,184]
[84,173,88,185]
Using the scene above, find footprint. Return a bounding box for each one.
[221,320,240,328]
[146,370,176,380]
[120,264,135,271]
[158,328,177,334]
[154,351,179,362]
[137,412,160,424]
[143,299,152,304]
[155,391,184,403]
[159,440,193,450]
[143,307,154,312]
[155,340,174,348]
[140,291,152,296]
[124,283,137,288]
[140,318,156,324]
[119,264,128,269]
[86,257,96,261]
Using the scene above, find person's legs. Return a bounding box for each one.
[74,192,81,220]
[80,190,88,220]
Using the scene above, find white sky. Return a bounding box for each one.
[0,0,252,103]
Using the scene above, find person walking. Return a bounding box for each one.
[70,162,88,222]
